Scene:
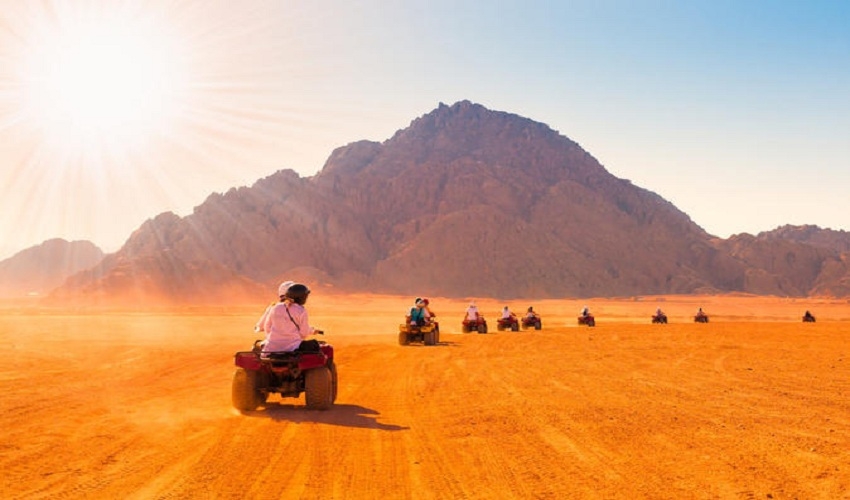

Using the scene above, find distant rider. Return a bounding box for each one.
[501,306,517,320]
[465,301,480,322]
[408,298,428,326]
[526,306,540,319]
[421,298,436,323]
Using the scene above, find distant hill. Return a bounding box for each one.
[43,101,850,302]
[0,239,103,298]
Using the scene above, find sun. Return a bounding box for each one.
[18,5,188,157]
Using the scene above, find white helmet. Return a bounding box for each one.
[278,280,294,297]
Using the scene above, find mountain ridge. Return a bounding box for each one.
[3,100,846,303]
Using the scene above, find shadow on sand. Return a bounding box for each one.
[401,340,460,348]
[245,403,409,431]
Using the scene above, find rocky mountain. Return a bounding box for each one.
[716,229,850,297]
[46,101,850,302]
[757,225,850,254]
[0,239,103,298]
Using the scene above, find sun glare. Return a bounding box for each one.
[19,6,187,157]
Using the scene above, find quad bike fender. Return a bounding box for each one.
[234,351,264,371]
[299,344,334,370]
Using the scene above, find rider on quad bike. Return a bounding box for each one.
[497,306,519,331]
[694,307,709,323]
[462,301,488,333]
[578,306,596,327]
[232,282,337,412]
[521,306,542,330]
[399,297,440,345]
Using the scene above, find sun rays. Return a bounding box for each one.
[0,1,301,257]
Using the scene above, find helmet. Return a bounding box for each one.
[527,306,533,312]
[285,283,311,305]
[277,280,294,298]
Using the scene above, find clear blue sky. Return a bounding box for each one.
[1,0,849,260]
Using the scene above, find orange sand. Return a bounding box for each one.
[1,294,849,498]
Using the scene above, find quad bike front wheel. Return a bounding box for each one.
[232,368,264,412]
[398,331,410,345]
[305,366,334,410]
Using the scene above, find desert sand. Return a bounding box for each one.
[1,294,849,499]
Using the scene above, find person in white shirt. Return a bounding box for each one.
[255,280,293,332]
[465,301,480,321]
[501,306,516,320]
[261,283,321,353]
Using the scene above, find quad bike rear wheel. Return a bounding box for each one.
[478,324,488,334]
[305,366,334,410]
[398,331,410,345]
[511,322,519,332]
[232,368,264,412]
[534,320,542,330]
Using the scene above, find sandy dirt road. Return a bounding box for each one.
[1,295,849,499]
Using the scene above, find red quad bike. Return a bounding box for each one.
[521,316,542,330]
[398,321,440,346]
[577,315,596,327]
[694,313,709,323]
[652,313,668,324]
[462,317,488,334]
[232,339,337,413]
[497,316,520,332]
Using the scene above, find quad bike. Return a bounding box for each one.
[462,317,488,334]
[577,315,596,327]
[694,313,709,323]
[497,316,520,332]
[651,313,668,324]
[521,315,542,330]
[232,338,337,413]
[802,314,816,323]
[398,321,440,345]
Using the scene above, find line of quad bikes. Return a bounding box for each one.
[231,310,817,413]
